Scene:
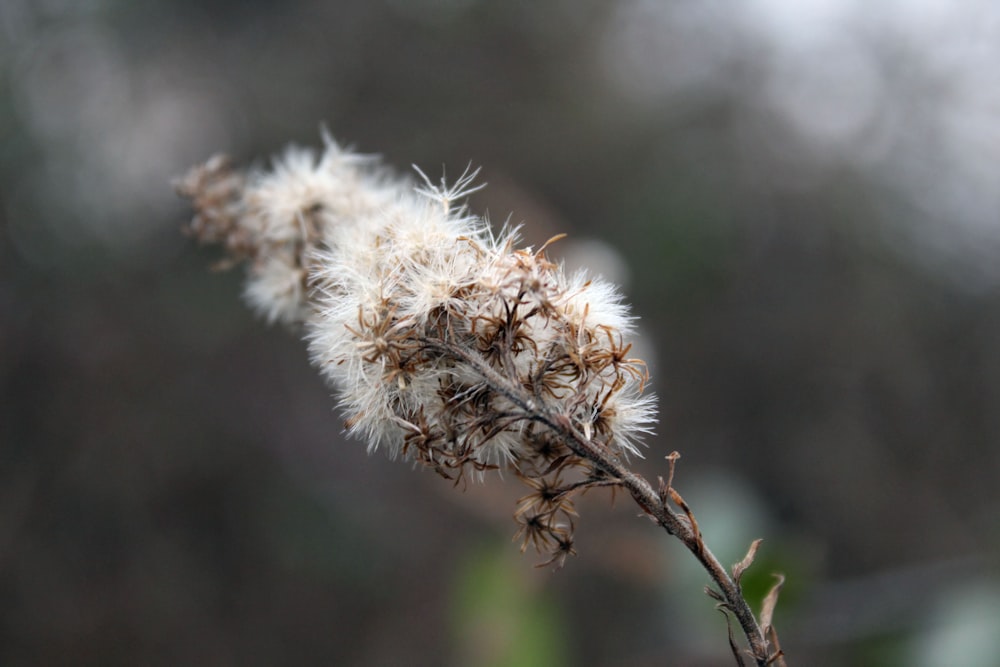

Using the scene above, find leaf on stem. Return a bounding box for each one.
[760,573,787,666]
[718,608,748,667]
[665,451,681,490]
[732,538,763,586]
[668,487,702,549]
[759,573,784,632]
[765,627,786,667]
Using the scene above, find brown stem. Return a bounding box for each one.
[425,337,772,666]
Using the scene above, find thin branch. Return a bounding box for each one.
[425,337,772,666]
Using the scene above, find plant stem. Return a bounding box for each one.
[430,337,772,666]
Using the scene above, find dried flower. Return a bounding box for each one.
[177,132,655,563]
[177,132,782,664]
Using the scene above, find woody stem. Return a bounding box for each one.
[426,337,771,666]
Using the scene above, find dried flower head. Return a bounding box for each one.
[177,133,656,565]
[177,133,783,666]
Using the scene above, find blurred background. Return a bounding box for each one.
[3,1,1000,665]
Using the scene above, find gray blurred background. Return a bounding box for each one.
[3,1,1000,665]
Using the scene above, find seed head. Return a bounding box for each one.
[178,135,657,565]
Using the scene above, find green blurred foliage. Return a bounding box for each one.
[451,545,567,667]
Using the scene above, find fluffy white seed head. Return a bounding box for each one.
[180,137,656,471]
[178,134,663,565]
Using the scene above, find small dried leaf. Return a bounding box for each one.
[717,608,747,667]
[765,624,787,667]
[657,475,669,505]
[669,487,701,545]
[705,586,725,602]
[664,451,681,490]
[732,538,763,585]
[760,573,785,632]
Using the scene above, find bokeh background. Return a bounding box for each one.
[3,1,1000,665]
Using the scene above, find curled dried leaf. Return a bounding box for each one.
[760,573,785,632]
[732,538,764,586]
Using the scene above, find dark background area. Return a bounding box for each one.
[3,1,1000,665]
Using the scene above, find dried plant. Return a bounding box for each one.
[176,132,784,666]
